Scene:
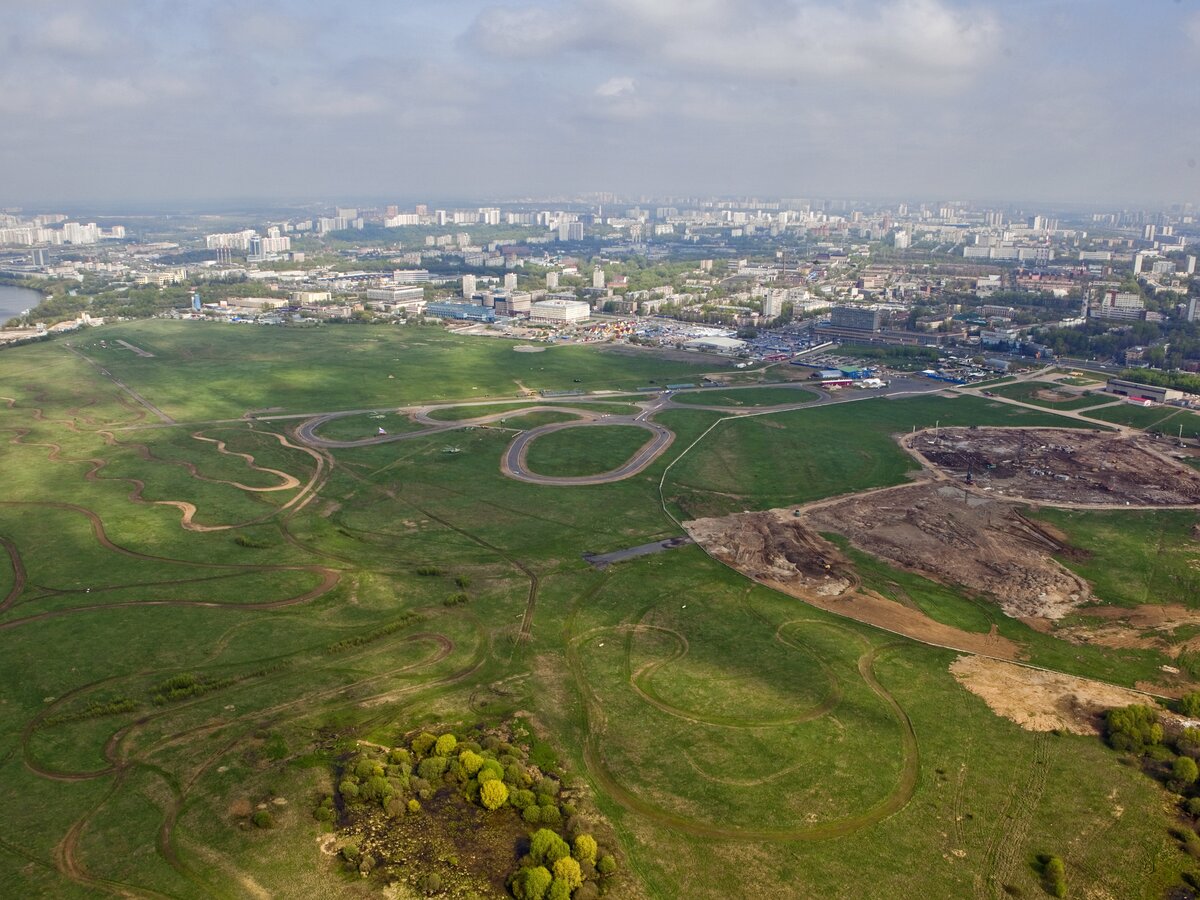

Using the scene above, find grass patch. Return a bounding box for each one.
[523,425,654,477]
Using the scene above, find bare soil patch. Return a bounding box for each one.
[906,427,1200,506]
[950,655,1155,735]
[803,483,1092,620]
[686,511,1021,658]
[512,345,545,353]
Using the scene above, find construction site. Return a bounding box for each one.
[686,426,1200,661]
[904,427,1200,506]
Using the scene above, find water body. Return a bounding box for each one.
[0,284,44,323]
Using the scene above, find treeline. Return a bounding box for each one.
[1118,368,1200,393]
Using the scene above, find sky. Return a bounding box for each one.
[1,0,1198,209]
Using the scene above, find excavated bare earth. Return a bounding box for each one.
[906,427,1200,507]
[950,655,1156,735]
[686,510,1021,658]
[802,482,1092,621]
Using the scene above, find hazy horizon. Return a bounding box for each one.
[2,0,1199,208]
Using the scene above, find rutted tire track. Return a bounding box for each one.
[567,605,921,840]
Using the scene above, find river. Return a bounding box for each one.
[0,284,45,323]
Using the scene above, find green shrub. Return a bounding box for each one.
[338,779,359,801]
[547,880,571,900]
[1176,756,1200,788]
[251,810,274,829]
[415,566,442,576]
[530,829,570,866]
[418,872,442,894]
[411,732,437,756]
[355,758,384,779]
[1186,797,1200,816]
[1106,705,1163,752]
[435,733,458,756]
[511,789,536,810]
[1181,692,1200,718]
[552,857,582,891]
[522,805,541,824]
[460,750,485,776]
[234,534,271,549]
[512,865,552,900]
[1040,855,1066,898]
[481,779,509,810]
[597,854,617,876]
[408,798,421,814]
[418,756,450,780]
[539,804,562,826]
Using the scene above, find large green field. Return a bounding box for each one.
[68,321,720,421]
[670,385,818,407]
[987,380,1114,410]
[0,321,1193,899]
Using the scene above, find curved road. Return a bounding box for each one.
[293,378,932,487]
[501,416,673,486]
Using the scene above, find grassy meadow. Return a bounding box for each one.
[0,321,1194,898]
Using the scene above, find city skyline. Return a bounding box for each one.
[1,0,1199,207]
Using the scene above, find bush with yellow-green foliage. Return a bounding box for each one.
[481,779,509,810]
[573,833,597,866]
[552,856,582,891]
[459,749,485,776]
[435,733,457,756]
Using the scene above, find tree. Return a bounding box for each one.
[530,829,570,866]
[552,856,583,891]
[1175,756,1199,787]
[573,833,597,866]
[481,779,509,810]
[547,880,571,900]
[1182,693,1200,718]
[597,854,617,876]
[435,733,457,756]
[513,866,552,900]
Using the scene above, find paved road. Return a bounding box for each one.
[583,535,694,569]
[501,416,674,486]
[62,344,176,424]
[291,377,947,486]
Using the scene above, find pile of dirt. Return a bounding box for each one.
[950,655,1156,735]
[1032,389,1080,404]
[906,427,1200,506]
[686,513,854,597]
[802,483,1092,620]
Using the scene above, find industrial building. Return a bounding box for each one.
[425,301,496,323]
[683,335,747,353]
[1105,378,1185,403]
[830,305,882,332]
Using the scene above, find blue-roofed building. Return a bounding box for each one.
[425,301,495,323]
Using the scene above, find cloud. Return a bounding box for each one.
[595,75,635,97]
[1188,13,1200,50]
[467,0,999,86]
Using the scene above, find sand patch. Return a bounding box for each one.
[950,655,1155,735]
